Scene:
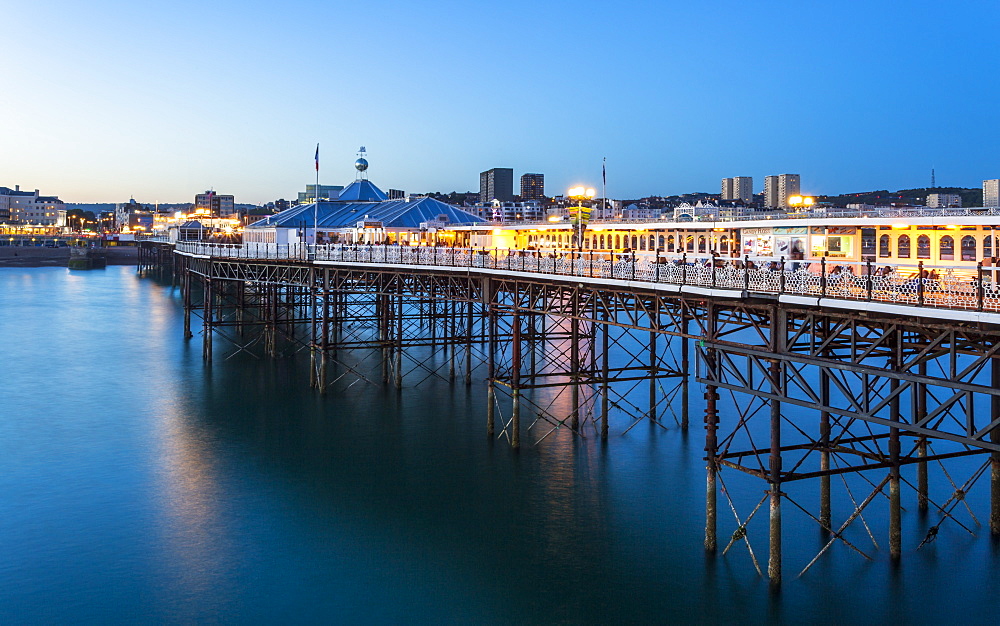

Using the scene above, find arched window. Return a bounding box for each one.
[599,234,605,249]
[698,236,707,253]
[667,235,675,252]
[961,235,977,261]
[897,234,911,258]
[879,234,891,257]
[614,234,620,249]
[917,235,931,259]
[639,236,646,251]
[649,234,655,250]
[631,235,638,249]
[939,235,955,261]
[658,235,665,249]
[721,237,730,254]
[986,235,993,259]
[686,235,695,252]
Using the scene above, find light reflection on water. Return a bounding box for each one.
[1,266,1000,623]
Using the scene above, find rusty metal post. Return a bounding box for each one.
[182,263,193,339]
[465,297,473,386]
[820,367,831,531]
[768,358,782,587]
[889,328,902,560]
[512,307,521,449]
[319,269,329,394]
[601,308,610,441]
[202,276,213,363]
[704,302,719,552]
[395,283,403,389]
[486,279,496,438]
[992,356,1000,536]
[571,290,580,431]
[682,307,690,430]
[768,306,785,587]
[917,360,928,512]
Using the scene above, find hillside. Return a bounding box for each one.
[818,187,982,208]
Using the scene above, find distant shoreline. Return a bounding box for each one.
[0,246,139,268]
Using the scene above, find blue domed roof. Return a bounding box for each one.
[338,180,387,202]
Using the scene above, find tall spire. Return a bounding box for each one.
[355,146,369,181]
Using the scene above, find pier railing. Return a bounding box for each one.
[175,241,1000,315]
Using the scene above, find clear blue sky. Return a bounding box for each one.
[2,0,998,203]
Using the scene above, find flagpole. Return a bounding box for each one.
[314,143,319,250]
[602,157,607,220]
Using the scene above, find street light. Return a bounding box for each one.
[568,186,596,250]
[787,195,814,212]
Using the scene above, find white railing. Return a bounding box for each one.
[174,242,1000,315]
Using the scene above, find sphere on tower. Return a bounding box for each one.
[355,158,368,172]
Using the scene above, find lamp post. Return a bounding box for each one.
[568,186,596,251]
[787,194,817,257]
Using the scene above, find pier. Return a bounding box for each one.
[140,240,1000,588]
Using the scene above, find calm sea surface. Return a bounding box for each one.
[3,265,1000,624]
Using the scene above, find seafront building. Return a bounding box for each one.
[297,184,344,203]
[195,191,236,217]
[468,200,544,222]
[721,177,753,202]
[520,173,545,200]
[985,179,999,207]
[764,174,801,208]
[0,185,66,227]
[480,168,514,203]
[926,193,962,208]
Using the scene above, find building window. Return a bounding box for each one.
[615,235,620,249]
[961,235,977,261]
[649,235,655,250]
[639,236,646,251]
[667,235,675,252]
[698,236,706,253]
[658,235,665,250]
[879,234,891,257]
[686,235,694,252]
[898,234,911,258]
[861,228,876,257]
[631,235,638,249]
[986,235,993,259]
[917,235,931,259]
[940,235,955,261]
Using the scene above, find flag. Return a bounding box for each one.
[315,144,320,172]
[602,158,606,187]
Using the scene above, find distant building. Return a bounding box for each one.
[115,199,149,229]
[480,168,514,203]
[469,200,544,222]
[984,180,1000,207]
[195,191,236,217]
[1,186,66,225]
[926,193,961,208]
[620,204,662,220]
[764,174,800,208]
[520,173,545,200]
[721,177,753,202]
[297,184,343,204]
[387,189,406,200]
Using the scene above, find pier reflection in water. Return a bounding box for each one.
[2,266,1000,622]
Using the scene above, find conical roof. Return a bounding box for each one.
[337,180,387,202]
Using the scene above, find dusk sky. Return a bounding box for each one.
[3,0,998,204]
